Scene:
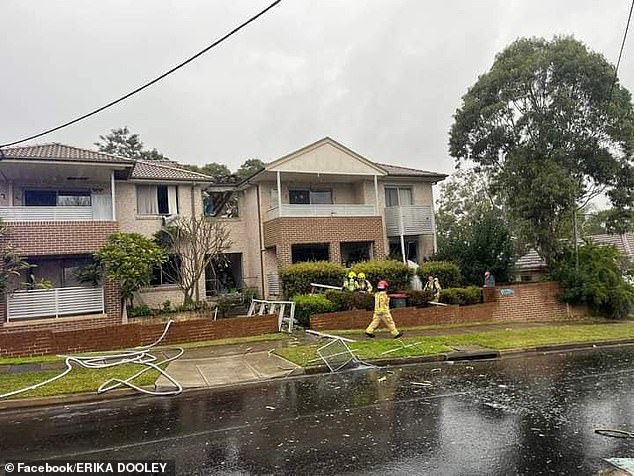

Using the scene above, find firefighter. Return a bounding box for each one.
[365,280,403,338]
[423,275,442,302]
[342,271,359,292]
[357,272,373,293]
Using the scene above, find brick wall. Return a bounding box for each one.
[6,221,118,255]
[263,216,386,267]
[0,314,278,357]
[310,282,588,330]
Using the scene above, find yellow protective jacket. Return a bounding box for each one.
[374,291,390,313]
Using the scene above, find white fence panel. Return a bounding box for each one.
[0,206,94,221]
[384,205,434,236]
[7,287,104,320]
[266,204,376,220]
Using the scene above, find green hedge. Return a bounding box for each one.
[323,289,374,312]
[351,260,412,291]
[439,286,482,305]
[418,261,462,288]
[280,261,345,298]
[292,294,336,326]
[406,290,436,307]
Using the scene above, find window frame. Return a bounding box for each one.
[384,185,413,207]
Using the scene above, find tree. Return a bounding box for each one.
[236,159,265,179]
[95,233,166,307]
[95,127,168,160]
[449,36,634,267]
[582,208,634,236]
[155,216,231,306]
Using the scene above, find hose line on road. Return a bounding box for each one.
[0,320,183,400]
[594,428,634,439]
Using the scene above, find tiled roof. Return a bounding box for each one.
[589,233,634,258]
[131,160,215,182]
[375,162,448,179]
[0,143,132,164]
[514,250,547,271]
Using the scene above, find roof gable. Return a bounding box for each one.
[131,160,215,182]
[265,137,387,176]
[0,143,132,165]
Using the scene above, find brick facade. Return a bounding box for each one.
[263,216,386,267]
[0,314,278,357]
[6,221,118,256]
[310,282,589,330]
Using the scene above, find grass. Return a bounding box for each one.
[0,333,290,366]
[275,321,634,367]
[0,363,164,400]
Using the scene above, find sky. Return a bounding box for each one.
[1,0,633,177]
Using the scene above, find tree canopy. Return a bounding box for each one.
[236,159,265,179]
[95,127,169,161]
[449,36,634,266]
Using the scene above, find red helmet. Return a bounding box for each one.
[377,280,389,290]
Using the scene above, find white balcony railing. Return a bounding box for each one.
[7,286,105,321]
[384,205,434,236]
[266,204,377,220]
[0,206,97,222]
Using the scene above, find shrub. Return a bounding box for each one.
[552,242,634,319]
[280,261,345,298]
[161,300,173,313]
[128,304,153,317]
[406,290,435,307]
[322,289,375,312]
[439,286,482,305]
[292,294,336,326]
[418,261,462,288]
[351,260,413,291]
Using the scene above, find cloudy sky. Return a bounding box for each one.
[1,0,632,175]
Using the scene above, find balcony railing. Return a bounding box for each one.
[7,286,105,321]
[0,206,103,221]
[384,205,434,236]
[266,204,377,220]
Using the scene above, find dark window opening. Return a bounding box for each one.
[203,191,239,218]
[388,238,418,263]
[289,189,332,205]
[157,185,169,215]
[25,190,90,207]
[289,189,310,204]
[150,255,180,286]
[291,243,330,263]
[205,253,243,295]
[340,242,373,267]
[26,255,94,288]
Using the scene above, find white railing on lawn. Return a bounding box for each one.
[0,206,95,222]
[266,204,376,220]
[7,287,105,321]
[384,205,434,236]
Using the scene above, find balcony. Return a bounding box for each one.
[266,204,377,220]
[384,205,434,236]
[6,286,105,321]
[0,206,109,222]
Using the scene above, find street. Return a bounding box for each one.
[2,347,634,475]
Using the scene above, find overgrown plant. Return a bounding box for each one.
[0,220,32,296]
[155,215,231,306]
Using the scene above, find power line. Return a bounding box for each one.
[608,0,634,104]
[0,0,283,148]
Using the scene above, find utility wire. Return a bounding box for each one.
[0,0,283,148]
[608,0,634,104]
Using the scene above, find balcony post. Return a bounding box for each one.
[276,171,282,217]
[111,171,116,220]
[373,175,379,215]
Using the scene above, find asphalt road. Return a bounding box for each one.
[2,346,634,475]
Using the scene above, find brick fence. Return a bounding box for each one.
[0,314,278,357]
[310,282,588,331]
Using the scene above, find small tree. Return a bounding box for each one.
[95,233,166,307]
[0,220,31,296]
[155,216,231,306]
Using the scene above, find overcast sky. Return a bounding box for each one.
[1,0,632,176]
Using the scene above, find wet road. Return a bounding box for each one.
[2,347,634,475]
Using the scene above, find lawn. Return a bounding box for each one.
[0,363,165,400]
[275,322,634,367]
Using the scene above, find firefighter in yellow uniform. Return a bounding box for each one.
[342,271,359,292]
[357,272,373,293]
[365,280,403,338]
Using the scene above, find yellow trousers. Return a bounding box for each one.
[366,311,399,336]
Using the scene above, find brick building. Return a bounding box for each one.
[0,137,446,328]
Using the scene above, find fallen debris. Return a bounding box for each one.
[306,329,356,343]
[411,382,433,387]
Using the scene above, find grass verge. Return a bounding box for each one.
[275,322,634,367]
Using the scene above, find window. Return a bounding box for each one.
[203,191,239,218]
[291,243,330,263]
[384,186,413,207]
[340,242,373,267]
[27,256,94,288]
[24,190,90,207]
[289,189,333,205]
[137,185,178,215]
[150,255,180,286]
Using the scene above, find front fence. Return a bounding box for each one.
[7,286,105,321]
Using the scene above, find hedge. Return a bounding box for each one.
[323,289,374,312]
[351,260,412,291]
[292,294,336,326]
[406,290,436,307]
[418,261,462,288]
[439,286,482,305]
[280,261,345,298]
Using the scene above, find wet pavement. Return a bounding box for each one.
[3,347,634,475]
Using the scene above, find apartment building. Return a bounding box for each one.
[0,138,446,327]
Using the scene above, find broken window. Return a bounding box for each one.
[340,242,373,267]
[203,191,239,218]
[291,243,329,263]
